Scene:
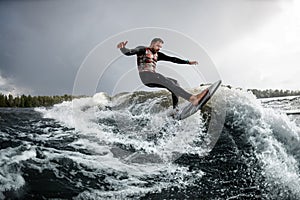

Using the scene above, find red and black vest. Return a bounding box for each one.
[137,48,158,73]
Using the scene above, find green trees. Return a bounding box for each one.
[248,89,300,98]
[0,93,7,107]
[0,93,74,107]
[0,88,299,108]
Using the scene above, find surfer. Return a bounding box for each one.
[117,38,208,110]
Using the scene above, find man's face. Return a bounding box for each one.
[151,41,163,52]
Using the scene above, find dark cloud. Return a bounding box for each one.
[0,0,287,95]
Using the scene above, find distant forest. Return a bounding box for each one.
[248,89,300,98]
[1,88,300,107]
[0,94,73,107]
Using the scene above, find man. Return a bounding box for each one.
[117,38,208,111]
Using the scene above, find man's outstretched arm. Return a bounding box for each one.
[117,41,145,56]
[158,52,198,65]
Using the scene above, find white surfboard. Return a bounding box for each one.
[174,80,222,120]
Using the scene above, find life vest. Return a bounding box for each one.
[137,48,158,72]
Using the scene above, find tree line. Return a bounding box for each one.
[248,89,300,98]
[0,93,74,107]
[1,88,300,107]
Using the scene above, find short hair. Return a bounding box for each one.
[151,38,164,44]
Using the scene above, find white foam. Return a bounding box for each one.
[35,140,202,199]
[0,145,36,195]
[35,88,300,197]
[33,91,211,197]
[92,92,111,106]
[224,88,300,197]
[38,91,209,160]
[73,164,203,199]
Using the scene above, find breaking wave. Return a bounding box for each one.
[1,86,300,199]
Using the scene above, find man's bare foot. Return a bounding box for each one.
[189,89,209,106]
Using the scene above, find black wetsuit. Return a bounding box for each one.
[120,46,192,109]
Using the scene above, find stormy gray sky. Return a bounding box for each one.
[1,0,300,96]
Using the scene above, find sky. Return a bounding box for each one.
[0,0,300,96]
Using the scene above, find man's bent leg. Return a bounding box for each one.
[166,77,179,109]
[139,72,192,102]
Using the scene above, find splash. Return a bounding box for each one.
[33,87,300,198]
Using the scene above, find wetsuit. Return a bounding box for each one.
[120,46,192,109]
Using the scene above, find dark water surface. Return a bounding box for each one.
[1,89,300,199]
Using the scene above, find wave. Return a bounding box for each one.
[222,88,300,198]
[32,86,300,199]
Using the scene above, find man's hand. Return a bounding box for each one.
[117,41,128,49]
[189,61,198,65]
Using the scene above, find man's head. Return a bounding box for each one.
[150,38,164,52]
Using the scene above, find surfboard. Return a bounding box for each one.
[173,80,222,120]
